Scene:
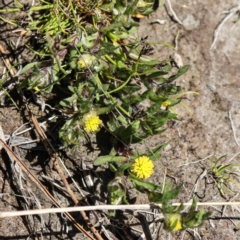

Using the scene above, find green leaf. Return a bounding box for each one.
[138,128,167,140]
[68,86,75,93]
[156,84,182,95]
[18,78,29,89]
[147,70,168,79]
[163,65,172,72]
[20,62,39,74]
[122,85,141,94]
[146,142,169,161]
[148,90,165,102]
[182,208,212,229]
[125,0,139,15]
[100,22,122,33]
[94,155,127,165]
[97,42,119,57]
[147,102,162,114]
[117,115,128,125]
[139,60,160,66]
[146,116,167,129]
[70,49,78,58]
[190,198,197,212]
[167,65,189,82]
[117,120,140,140]
[100,1,115,12]
[160,111,178,120]
[162,184,181,204]
[116,60,128,69]
[141,120,154,135]
[107,177,128,216]
[59,94,77,107]
[95,104,117,115]
[129,175,161,191]
[122,90,149,106]
[148,191,163,203]
[116,163,132,176]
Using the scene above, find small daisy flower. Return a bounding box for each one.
[83,111,102,133]
[131,156,154,179]
[165,213,182,231]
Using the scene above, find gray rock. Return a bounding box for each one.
[183,14,200,30]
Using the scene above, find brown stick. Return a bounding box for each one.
[0,139,95,240]
[0,43,16,76]
[26,106,103,240]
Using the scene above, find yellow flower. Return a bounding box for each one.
[161,100,171,107]
[77,54,96,69]
[78,59,85,68]
[165,213,182,231]
[83,112,101,133]
[131,156,154,179]
[33,86,40,93]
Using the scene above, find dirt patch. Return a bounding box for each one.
[137,0,240,239]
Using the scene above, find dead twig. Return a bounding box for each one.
[0,43,16,77]
[210,4,240,49]
[135,212,153,240]
[225,151,240,165]
[181,154,213,167]
[2,201,240,218]
[0,124,5,149]
[192,169,208,197]
[26,105,103,240]
[228,108,240,146]
[0,139,95,240]
[165,0,183,25]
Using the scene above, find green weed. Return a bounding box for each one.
[209,155,240,199]
[0,0,212,234]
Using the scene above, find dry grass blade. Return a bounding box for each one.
[0,43,16,76]
[0,205,154,219]
[165,0,183,25]
[0,124,5,149]
[2,202,240,218]
[26,105,103,240]
[210,4,240,49]
[0,139,96,240]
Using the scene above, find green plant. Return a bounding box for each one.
[148,181,211,232]
[1,0,210,234]
[94,145,212,230]
[5,0,191,146]
[94,142,168,216]
[209,155,240,199]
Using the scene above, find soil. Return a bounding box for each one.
[1,0,240,239]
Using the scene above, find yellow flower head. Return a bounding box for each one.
[161,100,171,107]
[83,112,102,133]
[130,156,154,179]
[78,59,85,68]
[165,213,182,232]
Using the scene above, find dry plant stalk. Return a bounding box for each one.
[0,139,95,240]
[0,43,16,76]
[210,4,240,49]
[26,106,103,240]
[1,202,240,218]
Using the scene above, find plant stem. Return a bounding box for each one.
[0,5,54,12]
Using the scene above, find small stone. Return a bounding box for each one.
[182,14,200,31]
